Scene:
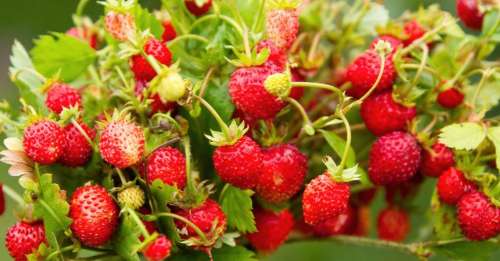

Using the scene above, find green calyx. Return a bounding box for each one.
[268,0,301,10]
[226,46,270,67]
[205,120,249,147]
[98,0,135,13]
[373,40,393,57]
[324,156,361,183]
[118,186,145,210]
[264,72,292,98]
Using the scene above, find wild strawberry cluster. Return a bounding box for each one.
[1,0,500,260]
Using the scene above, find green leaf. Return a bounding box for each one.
[487,126,500,171]
[466,78,500,113]
[430,189,461,240]
[220,185,256,233]
[320,130,356,167]
[33,174,72,248]
[482,10,500,39]
[433,241,499,261]
[439,123,486,150]
[112,214,142,261]
[9,41,45,112]
[204,80,235,127]
[170,246,257,261]
[31,33,96,82]
[150,180,180,242]
[135,6,164,39]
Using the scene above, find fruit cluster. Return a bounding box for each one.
[1,0,500,260]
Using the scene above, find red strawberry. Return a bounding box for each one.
[266,8,299,50]
[437,88,464,108]
[135,79,175,114]
[174,199,227,247]
[162,20,177,42]
[346,50,396,98]
[146,146,186,189]
[256,144,307,203]
[377,207,410,242]
[437,167,475,205]
[5,221,46,261]
[311,205,357,237]
[246,208,294,252]
[185,0,212,16]
[99,120,145,169]
[457,191,500,240]
[229,66,285,120]
[0,184,4,215]
[143,234,172,261]
[67,27,97,49]
[420,142,455,177]
[45,83,81,114]
[456,0,484,30]
[104,11,135,41]
[69,184,119,247]
[302,174,350,225]
[23,120,64,164]
[360,91,416,136]
[59,122,96,167]
[370,35,403,52]
[213,136,263,189]
[130,38,172,82]
[256,40,287,71]
[368,132,421,185]
[403,20,426,46]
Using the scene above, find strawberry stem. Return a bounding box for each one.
[333,111,351,178]
[2,183,25,206]
[198,67,215,98]
[182,136,197,200]
[471,68,493,110]
[167,34,209,48]
[46,245,75,260]
[411,44,429,86]
[291,82,343,102]
[115,168,128,185]
[71,119,96,151]
[125,207,151,238]
[76,0,90,17]
[156,212,209,243]
[284,97,314,135]
[193,95,231,137]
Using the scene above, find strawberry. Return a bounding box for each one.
[135,79,175,114]
[118,186,145,210]
[370,35,403,52]
[99,120,145,169]
[368,132,421,185]
[162,20,177,42]
[360,91,416,136]
[302,174,350,225]
[185,0,212,16]
[5,221,46,261]
[345,50,396,98]
[229,66,285,120]
[457,191,500,240]
[23,120,64,165]
[174,199,227,247]
[256,40,287,71]
[420,142,455,177]
[213,136,263,189]
[143,234,172,261]
[45,83,82,114]
[67,27,98,49]
[104,11,135,41]
[377,207,410,242]
[146,146,186,189]
[59,122,96,167]
[456,0,484,30]
[256,144,307,203]
[0,183,4,216]
[403,20,426,46]
[246,208,294,252]
[437,167,475,205]
[311,205,357,237]
[130,38,172,82]
[266,7,299,50]
[437,87,464,108]
[69,184,119,247]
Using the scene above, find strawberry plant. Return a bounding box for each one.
[1,0,500,260]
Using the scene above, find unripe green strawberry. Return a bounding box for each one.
[155,70,186,103]
[118,186,145,210]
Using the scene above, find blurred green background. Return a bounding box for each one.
[0,0,497,260]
